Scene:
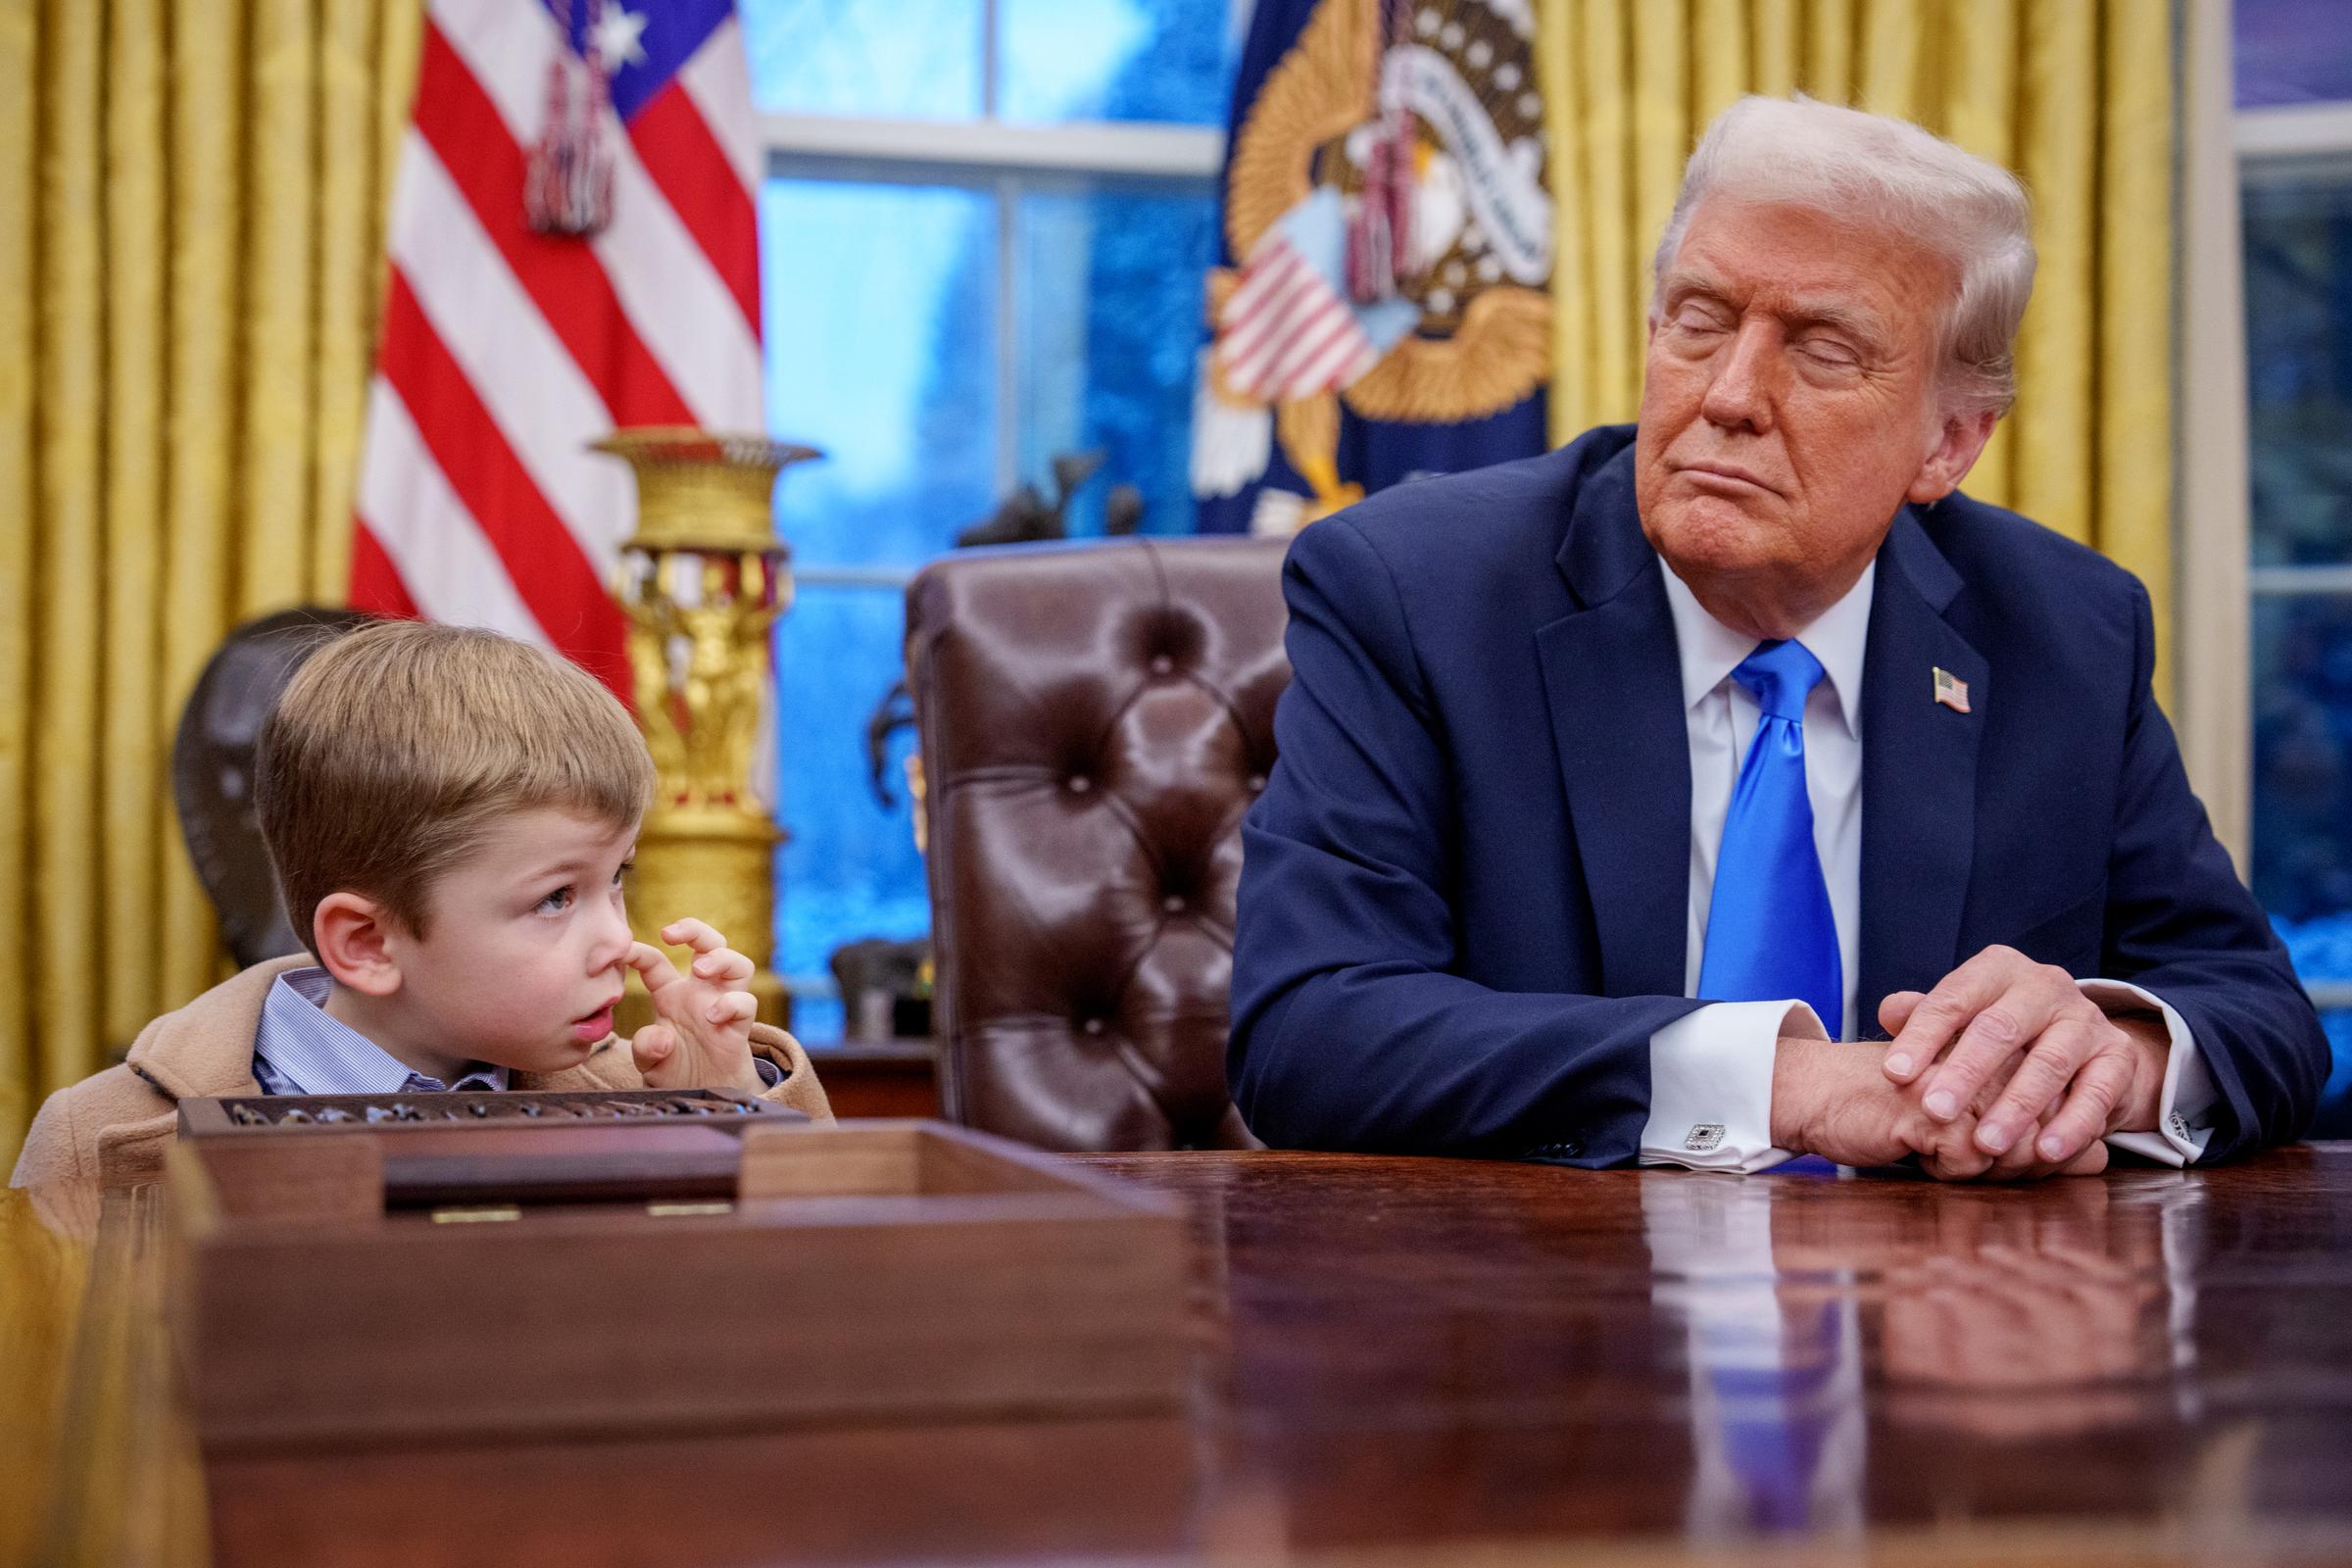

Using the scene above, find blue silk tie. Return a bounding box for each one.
[1697,639,1841,1035]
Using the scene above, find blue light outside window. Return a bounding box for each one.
[2238,0,2352,1134]
[745,0,1230,1036]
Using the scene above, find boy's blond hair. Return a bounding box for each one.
[255,620,656,952]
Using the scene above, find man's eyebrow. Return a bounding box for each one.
[1656,269,1730,305]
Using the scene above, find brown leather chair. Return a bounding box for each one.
[173,605,377,968]
[906,536,1292,1151]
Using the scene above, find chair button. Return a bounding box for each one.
[1246,773,1267,792]
[1081,1017,1106,1037]
[1065,774,1092,795]
[1149,654,1175,676]
[1161,894,1186,914]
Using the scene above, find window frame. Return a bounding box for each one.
[755,6,1227,591]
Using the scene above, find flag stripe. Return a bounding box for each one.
[376,270,626,682]
[676,14,760,194]
[1223,245,1303,318]
[389,129,632,571]
[1292,322,1375,393]
[434,0,762,431]
[355,375,554,647]
[1276,308,1358,381]
[1220,249,1308,343]
[360,0,764,698]
[411,20,697,429]
[1222,260,1332,369]
[595,142,764,429]
[627,80,760,335]
[1222,274,1332,379]
[1226,288,1345,390]
[349,521,423,621]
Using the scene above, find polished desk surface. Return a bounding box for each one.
[10,1145,2352,1566]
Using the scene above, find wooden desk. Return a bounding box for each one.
[13,1146,2352,1566]
[802,1039,942,1120]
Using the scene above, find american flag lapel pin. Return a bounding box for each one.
[1933,666,1972,713]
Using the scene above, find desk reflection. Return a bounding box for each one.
[25,1148,2352,1566]
[1643,1166,2200,1536]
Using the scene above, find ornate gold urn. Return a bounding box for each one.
[592,428,820,1031]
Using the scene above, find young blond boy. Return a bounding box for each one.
[10,621,831,1237]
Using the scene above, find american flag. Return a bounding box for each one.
[352,0,764,698]
[1216,187,1413,405]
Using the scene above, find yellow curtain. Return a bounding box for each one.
[0,0,421,1168]
[1538,0,2175,675]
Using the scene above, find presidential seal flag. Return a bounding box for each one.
[1193,0,1553,537]
[351,0,765,700]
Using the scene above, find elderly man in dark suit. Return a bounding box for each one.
[1230,96,2327,1178]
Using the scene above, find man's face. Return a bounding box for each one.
[1635,197,1983,635]
[376,807,641,1075]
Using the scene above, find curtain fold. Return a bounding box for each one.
[0,0,416,1169]
[0,0,37,1184]
[1538,0,2176,676]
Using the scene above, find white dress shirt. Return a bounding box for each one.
[1638,557,2218,1171]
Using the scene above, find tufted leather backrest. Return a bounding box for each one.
[906,536,1292,1151]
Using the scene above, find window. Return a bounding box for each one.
[741,0,1240,1035]
[2238,0,2352,1132]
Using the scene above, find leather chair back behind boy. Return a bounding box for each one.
[173,606,375,968]
[906,536,1290,1152]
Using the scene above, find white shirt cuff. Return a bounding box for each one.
[2078,978,2216,1166]
[1641,1000,1826,1172]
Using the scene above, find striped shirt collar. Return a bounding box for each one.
[252,966,510,1096]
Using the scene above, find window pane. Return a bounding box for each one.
[2252,596,2352,925]
[2234,0,2352,109]
[999,0,1238,124]
[743,0,983,119]
[2245,173,2352,566]
[2313,1012,2352,1138]
[1015,187,1218,536]
[760,180,999,565]
[760,179,999,1031]
[772,585,930,1042]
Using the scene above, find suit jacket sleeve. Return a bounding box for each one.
[2102,581,2328,1159]
[1229,515,1703,1164]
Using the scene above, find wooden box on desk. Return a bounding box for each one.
[164,1115,1190,1451]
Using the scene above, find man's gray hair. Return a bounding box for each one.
[1653,96,2036,418]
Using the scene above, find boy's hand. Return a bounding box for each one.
[625,918,764,1095]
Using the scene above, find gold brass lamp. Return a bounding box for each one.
[592,428,819,1032]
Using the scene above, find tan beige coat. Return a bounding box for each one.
[8,956,833,1239]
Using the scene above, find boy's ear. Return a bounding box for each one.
[313,892,403,998]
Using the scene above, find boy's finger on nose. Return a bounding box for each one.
[625,942,673,981]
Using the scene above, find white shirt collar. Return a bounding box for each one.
[1656,555,1877,740]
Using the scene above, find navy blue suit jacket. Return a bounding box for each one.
[1229,426,2328,1165]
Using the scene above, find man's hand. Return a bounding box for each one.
[1877,946,2169,1171]
[626,917,764,1094]
[1771,1035,2110,1179]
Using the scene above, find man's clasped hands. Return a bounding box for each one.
[1770,946,2174,1180]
